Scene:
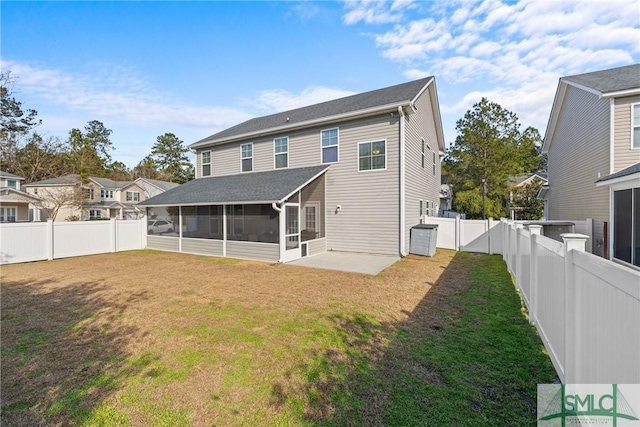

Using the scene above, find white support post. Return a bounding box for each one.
[110,218,117,253]
[179,206,183,253]
[46,219,54,260]
[487,218,492,254]
[141,216,147,249]
[562,233,589,384]
[222,205,227,257]
[527,225,543,325]
[514,223,523,288]
[456,215,462,251]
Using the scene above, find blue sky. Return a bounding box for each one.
[2,1,639,168]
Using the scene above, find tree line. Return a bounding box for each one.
[0,71,194,184]
[444,97,545,220]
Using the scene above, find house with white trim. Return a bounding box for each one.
[23,175,180,221]
[140,77,446,263]
[540,64,640,266]
[0,170,43,222]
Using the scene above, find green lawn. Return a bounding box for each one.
[1,250,557,426]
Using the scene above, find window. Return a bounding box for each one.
[126,191,140,202]
[633,104,640,149]
[84,188,94,200]
[241,143,253,172]
[419,200,424,223]
[89,209,101,219]
[613,188,639,267]
[433,151,437,176]
[0,206,17,222]
[421,139,425,168]
[274,137,288,169]
[100,189,113,199]
[7,179,17,189]
[321,128,338,163]
[202,151,211,176]
[358,140,386,171]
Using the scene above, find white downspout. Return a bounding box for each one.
[398,105,407,257]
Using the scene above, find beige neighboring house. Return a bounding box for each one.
[540,63,640,265]
[23,175,180,221]
[140,77,446,263]
[508,171,547,220]
[0,170,43,222]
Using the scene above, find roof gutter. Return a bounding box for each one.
[190,101,412,150]
[398,105,407,257]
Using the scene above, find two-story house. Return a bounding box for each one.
[0,170,43,222]
[540,64,640,267]
[139,77,445,263]
[23,175,180,221]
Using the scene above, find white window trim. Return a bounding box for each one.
[89,209,102,219]
[126,191,140,202]
[202,150,212,177]
[303,202,320,233]
[421,138,425,169]
[6,179,17,189]
[0,206,17,222]
[274,137,289,169]
[631,103,640,150]
[320,127,339,164]
[433,151,437,176]
[241,143,253,173]
[357,139,387,172]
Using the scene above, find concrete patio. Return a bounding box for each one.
[287,250,400,275]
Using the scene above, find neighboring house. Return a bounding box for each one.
[0,170,42,222]
[439,184,452,216]
[23,175,180,221]
[140,77,445,263]
[507,171,547,220]
[541,63,640,262]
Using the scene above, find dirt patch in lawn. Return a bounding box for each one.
[1,249,554,426]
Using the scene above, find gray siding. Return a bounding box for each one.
[403,88,442,254]
[546,85,610,256]
[181,238,223,256]
[147,235,180,252]
[197,114,401,255]
[226,241,279,262]
[307,237,327,256]
[613,95,640,172]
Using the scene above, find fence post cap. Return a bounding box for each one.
[527,224,543,233]
[560,233,589,241]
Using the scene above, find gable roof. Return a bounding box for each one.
[23,174,82,186]
[509,171,548,187]
[24,174,177,191]
[136,178,181,191]
[543,64,640,153]
[562,64,640,97]
[0,170,24,180]
[139,165,329,207]
[0,187,42,202]
[190,77,445,151]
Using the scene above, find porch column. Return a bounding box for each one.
[222,205,227,257]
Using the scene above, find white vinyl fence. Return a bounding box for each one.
[0,219,147,265]
[501,220,640,385]
[427,217,503,254]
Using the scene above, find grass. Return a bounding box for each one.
[1,250,556,426]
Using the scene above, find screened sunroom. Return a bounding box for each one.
[139,166,328,263]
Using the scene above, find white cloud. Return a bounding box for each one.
[1,60,253,130]
[344,0,639,141]
[343,0,414,25]
[248,86,357,113]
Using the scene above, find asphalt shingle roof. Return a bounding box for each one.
[143,179,181,191]
[596,162,640,183]
[23,174,82,186]
[0,170,24,180]
[563,64,640,94]
[192,77,433,146]
[139,166,329,206]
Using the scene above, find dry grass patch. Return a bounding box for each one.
[1,249,554,426]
